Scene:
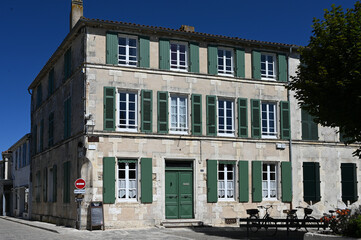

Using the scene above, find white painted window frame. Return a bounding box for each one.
[218,163,235,201]
[217,47,234,76]
[117,161,138,202]
[169,94,188,134]
[170,41,188,72]
[261,102,277,139]
[118,34,138,67]
[217,98,235,137]
[116,90,138,132]
[262,163,278,200]
[261,53,277,80]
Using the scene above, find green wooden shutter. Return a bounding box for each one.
[208,45,217,75]
[157,91,168,133]
[40,119,44,151]
[341,163,358,202]
[48,68,54,97]
[206,95,217,136]
[48,112,54,147]
[238,161,249,202]
[104,87,116,131]
[252,51,261,80]
[207,160,218,203]
[278,54,287,82]
[189,42,199,73]
[280,101,291,140]
[43,167,47,202]
[106,32,118,65]
[303,162,321,202]
[251,99,261,139]
[238,98,248,137]
[236,49,245,78]
[301,109,318,140]
[252,161,262,202]
[103,157,116,204]
[141,158,153,203]
[139,36,150,68]
[141,90,153,133]
[53,164,57,202]
[159,39,170,70]
[63,161,70,203]
[281,162,292,202]
[191,94,202,135]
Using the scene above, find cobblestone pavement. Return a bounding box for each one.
[0,217,306,240]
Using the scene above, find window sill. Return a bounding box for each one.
[218,73,234,77]
[116,199,138,203]
[262,198,278,202]
[261,77,277,81]
[218,198,236,202]
[262,135,277,139]
[170,68,188,72]
[169,130,189,135]
[116,128,138,133]
[218,133,235,137]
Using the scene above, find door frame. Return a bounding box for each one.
[164,159,195,219]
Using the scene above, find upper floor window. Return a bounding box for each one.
[36,84,42,108]
[218,99,235,136]
[169,95,188,134]
[261,102,277,138]
[261,53,276,80]
[118,160,137,201]
[218,163,235,200]
[218,48,234,76]
[118,35,138,66]
[170,42,188,71]
[262,163,277,200]
[301,109,318,141]
[118,91,138,131]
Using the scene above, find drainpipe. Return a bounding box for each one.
[288,46,293,210]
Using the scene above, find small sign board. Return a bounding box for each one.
[74,189,86,194]
[90,201,104,231]
[74,178,86,189]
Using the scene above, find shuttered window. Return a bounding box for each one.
[63,97,71,139]
[191,94,202,135]
[48,68,54,97]
[207,160,218,203]
[252,51,261,80]
[36,171,41,202]
[157,91,168,133]
[252,161,262,202]
[159,39,170,70]
[141,90,153,133]
[48,112,54,147]
[103,157,116,204]
[238,98,248,138]
[236,49,245,78]
[104,87,116,131]
[63,161,71,203]
[53,164,57,202]
[278,54,287,82]
[40,119,44,152]
[208,45,218,75]
[141,158,153,203]
[206,95,217,136]
[43,167,47,202]
[251,99,261,139]
[238,161,249,202]
[170,42,188,71]
[118,160,138,200]
[64,48,72,80]
[118,35,138,66]
[139,36,150,68]
[33,125,37,155]
[36,83,42,108]
[280,101,290,140]
[281,162,292,202]
[341,163,358,202]
[189,43,199,73]
[301,109,318,140]
[252,51,287,82]
[106,32,118,65]
[303,162,321,202]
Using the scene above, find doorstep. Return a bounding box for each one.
[161,219,204,228]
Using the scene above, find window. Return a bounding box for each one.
[36,171,41,202]
[118,92,138,131]
[301,109,318,140]
[170,42,188,71]
[63,161,71,203]
[117,160,137,200]
[341,163,358,203]
[218,163,235,200]
[303,162,320,202]
[64,97,71,139]
[218,99,234,136]
[48,68,54,97]
[218,48,233,76]
[262,163,277,199]
[36,84,42,108]
[22,143,27,167]
[170,95,188,133]
[48,112,54,147]
[48,168,53,202]
[118,35,137,66]
[261,53,276,80]
[261,102,277,138]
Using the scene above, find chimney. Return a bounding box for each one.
[70,0,83,30]
[180,25,195,33]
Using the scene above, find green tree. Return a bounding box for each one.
[288,1,361,157]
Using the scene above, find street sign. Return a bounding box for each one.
[74,178,86,189]
[74,189,86,194]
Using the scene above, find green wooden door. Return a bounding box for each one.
[165,170,193,219]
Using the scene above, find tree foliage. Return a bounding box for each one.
[288,1,361,157]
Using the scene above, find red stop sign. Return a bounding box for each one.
[75,178,86,189]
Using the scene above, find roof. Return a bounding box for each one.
[29,17,301,90]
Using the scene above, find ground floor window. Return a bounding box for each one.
[118,160,138,200]
[262,163,277,199]
[218,162,235,200]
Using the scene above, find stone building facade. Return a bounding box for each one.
[28,0,360,229]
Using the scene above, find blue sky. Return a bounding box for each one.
[0,0,357,152]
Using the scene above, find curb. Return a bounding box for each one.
[0,216,59,234]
